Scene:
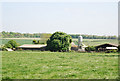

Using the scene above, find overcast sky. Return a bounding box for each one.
[1,0,118,36]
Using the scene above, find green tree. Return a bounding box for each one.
[46,32,72,52]
[5,40,19,49]
[5,43,12,48]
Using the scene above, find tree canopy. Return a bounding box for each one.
[5,40,19,49]
[46,32,72,52]
[1,31,117,39]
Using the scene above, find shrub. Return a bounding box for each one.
[0,45,6,51]
[46,32,72,52]
[105,49,117,53]
[33,40,45,44]
[37,40,40,44]
[85,46,96,52]
[33,40,37,44]
[69,50,76,52]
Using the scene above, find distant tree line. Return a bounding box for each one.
[70,34,117,39]
[1,31,52,38]
[1,31,117,39]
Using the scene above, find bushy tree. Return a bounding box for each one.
[5,40,19,49]
[5,43,12,48]
[0,45,6,51]
[46,32,72,52]
[33,40,43,44]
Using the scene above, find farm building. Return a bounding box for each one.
[71,42,78,51]
[6,48,13,51]
[71,42,87,51]
[18,44,46,51]
[18,42,87,51]
[95,43,118,51]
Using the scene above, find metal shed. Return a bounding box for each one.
[95,43,118,51]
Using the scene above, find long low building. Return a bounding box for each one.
[18,44,46,50]
[95,43,118,51]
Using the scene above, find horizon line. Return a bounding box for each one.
[1,31,118,37]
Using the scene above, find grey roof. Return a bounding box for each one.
[95,43,118,47]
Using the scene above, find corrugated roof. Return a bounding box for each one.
[18,44,46,48]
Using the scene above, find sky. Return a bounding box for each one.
[1,0,118,36]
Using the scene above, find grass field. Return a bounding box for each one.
[0,38,44,45]
[2,51,118,79]
[73,39,118,46]
[0,38,118,46]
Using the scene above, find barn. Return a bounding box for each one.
[18,44,46,51]
[95,43,118,51]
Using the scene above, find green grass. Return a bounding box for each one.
[0,38,118,46]
[73,39,118,46]
[1,39,33,45]
[0,39,45,45]
[2,51,118,79]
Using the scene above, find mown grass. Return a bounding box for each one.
[0,38,118,46]
[0,39,45,45]
[73,39,118,46]
[2,51,118,79]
